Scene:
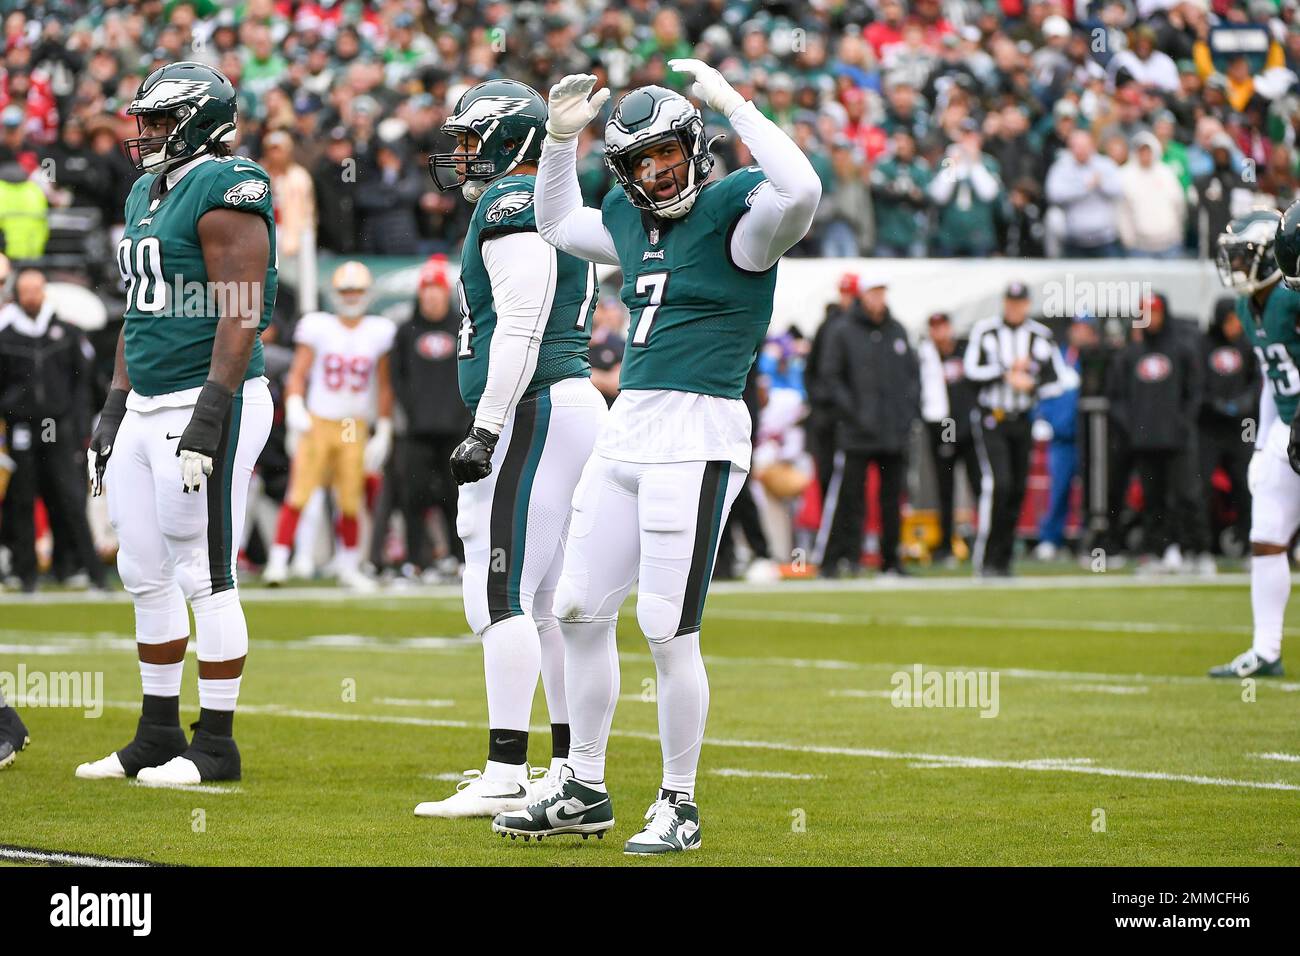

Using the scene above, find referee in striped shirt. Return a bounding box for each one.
[963,282,1079,576]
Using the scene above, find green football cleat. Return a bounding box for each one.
[1208,649,1285,678]
[623,793,702,855]
[491,768,614,842]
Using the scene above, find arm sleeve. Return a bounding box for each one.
[969,160,1000,203]
[726,102,823,272]
[1035,337,1080,400]
[928,163,959,204]
[534,137,621,266]
[963,323,1003,382]
[473,231,558,433]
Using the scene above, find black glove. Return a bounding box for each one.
[177,380,232,493]
[1289,415,1300,477]
[88,387,129,497]
[450,427,499,485]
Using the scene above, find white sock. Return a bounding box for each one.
[483,759,528,784]
[139,660,184,698]
[648,629,708,799]
[198,676,242,712]
[1252,552,1289,662]
[481,616,541,733]
[561,618,620,784]
[537,619,568,725]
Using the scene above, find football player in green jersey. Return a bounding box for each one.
[1208,208,1295,679]
[491,63,819,853]
[413,79,607,819]
[76,62,277,785]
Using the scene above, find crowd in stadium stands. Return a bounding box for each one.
[0,0,1292,587]
[0,0,1295,259]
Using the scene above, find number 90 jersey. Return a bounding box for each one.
[601,167,777,399]
[1239,284,1300,423]
[294,311,396,422]
[118,155,278,397]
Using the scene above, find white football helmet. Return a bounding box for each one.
[331,260,373,319]
[604,85,716,220]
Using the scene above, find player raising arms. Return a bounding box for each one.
[263,261,395,592]
[76,62,276,784]
[491,63,819,853]
[1209,207,1300,679]
[412,79,606,818]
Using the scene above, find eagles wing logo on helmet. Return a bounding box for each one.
[484,191,533,224]
[134,79,212,111]
[224,180,269,205]
[453,96,534,128]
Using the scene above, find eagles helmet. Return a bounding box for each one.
[1274,199,1300,291]
[429,79,547,202]
[123,61,238,175]
[605,85,716,220]
[1217,208,1283,295]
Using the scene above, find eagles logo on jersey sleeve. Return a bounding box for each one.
[474,178,538,244]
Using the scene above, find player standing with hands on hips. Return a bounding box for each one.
[75,62,275,785]
[490,61,819,853]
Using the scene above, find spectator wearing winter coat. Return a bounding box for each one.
[1118,132,1187,258]
[927,122,1003,257]
[817,138,875,257]
[1045,130,1125,257]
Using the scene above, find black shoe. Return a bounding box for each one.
[0,739,15,770]
[116,718,189,777]
[179,724,242,782]
[0,706,30,752]
[880,563,912,577]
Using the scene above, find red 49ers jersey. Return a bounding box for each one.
[294,311,396,422]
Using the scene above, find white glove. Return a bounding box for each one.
[179,449,212,494]
[1031,419,1054,443]
[668,58,745,118]
[546,74,610,142]
[285,393,312,434]
[364,417,393,474]
[85,449,104,497]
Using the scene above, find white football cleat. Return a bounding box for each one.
[414,769,531,818]
[136,755,202,787]
[744,558,781,583]
[75,752,127,780]
[262,558,288,586]
[338,568,378,593]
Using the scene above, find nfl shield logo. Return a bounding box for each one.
[649,227,659,245]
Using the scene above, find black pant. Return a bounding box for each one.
[3,417,103,588]
[715,473,770,577]
[807,413,838,501]
[398,433,463,568]
[926,421,980,553]
[1133,449,1181,556]
[821,450,905,571]
[1197,422,1252,552]
[972,411,1032,574]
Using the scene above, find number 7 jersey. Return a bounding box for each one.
[1239,284,1300,423]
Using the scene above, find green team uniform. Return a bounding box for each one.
[117,156,278,396]
[457,174,594,412]
[600,167,777,398]
[1239,284,1300,424]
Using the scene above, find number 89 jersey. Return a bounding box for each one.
[294,312,396,422]
[1239,284,1300,423]
[118,155,278,397]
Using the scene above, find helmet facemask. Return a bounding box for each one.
[1217,230,1281,296]
[606,117,714,220]
[429,120,539,203]
[123,108,195,174]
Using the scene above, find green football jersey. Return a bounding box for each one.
[601,167,778,399]
[457,175,594,412]
[1239,283,1300,423]
[118,155,277,397]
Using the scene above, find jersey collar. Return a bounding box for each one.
[165,153,215,191]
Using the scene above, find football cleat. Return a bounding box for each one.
[137,727,241,786]
[76,718,187,779]
[414,769,531,818]
[491,768,615,841]
[0,705,30,752]
[0,739,14,770]
[338,567,378,593]
[623,792,702,855]
[262,559,288,587]
[1208,649,1285,679]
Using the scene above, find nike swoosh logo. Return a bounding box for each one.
[233,166,257,172]
[165,432,182,440]
[554,798,607,821]
[497,785,527,798]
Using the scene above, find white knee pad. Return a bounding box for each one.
[637,592,683,643]
[462,563,492,636]
[117,551,188,643]
[171,546,214,603]
[191,589,249,663]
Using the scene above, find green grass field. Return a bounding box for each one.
[1,575,1296,866]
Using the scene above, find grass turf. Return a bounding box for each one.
[0,578,1295,866]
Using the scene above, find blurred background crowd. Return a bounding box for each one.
[0,0,1291,589]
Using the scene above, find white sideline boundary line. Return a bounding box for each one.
[0,846,153,867]
[97,701,1300,793]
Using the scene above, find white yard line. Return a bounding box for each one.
[99,701,1300,794]
[131,781,242,795]
[709,768,826,780]
[1251,752,1300,763]
[374,697,456,708]
[0,845,153,867]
